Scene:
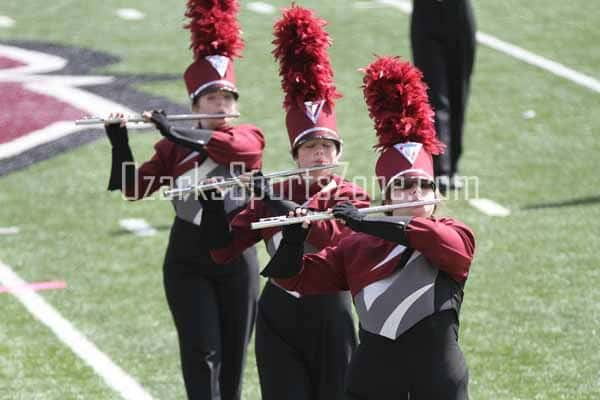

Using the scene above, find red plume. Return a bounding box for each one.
[362,56,444,155]
[184,0,244,59]
[272,4,341,110]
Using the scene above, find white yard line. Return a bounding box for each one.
[0,260,154,400]
[468,198,511,217]
[247,2,276,14]
[116,9,145,21]
[119,219,158,237]
[374,0,600,94]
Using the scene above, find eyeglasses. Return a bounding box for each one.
[390,177,436,191]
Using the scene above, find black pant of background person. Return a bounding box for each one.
[411,0,476,184]
[344,311,469,400]
[163,217,260,400]
[255,281,357,400]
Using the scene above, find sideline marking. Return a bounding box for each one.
[0,260,154,400]
[468,198,511,217]
[116,9,145,21]
[0,280,66,294]
[247,2,275,14]
[0,16,15,28]
[119,219,158,237]
[374,0,600,94]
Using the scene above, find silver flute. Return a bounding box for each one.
[74,113,240,126]
[163,163,340,197]
[250,199,441,230]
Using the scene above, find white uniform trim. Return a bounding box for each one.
[379,282,434,339]
[382,169,433,193]
[369,244,406,272]
[292,127,340,148]
[190,80,236,99]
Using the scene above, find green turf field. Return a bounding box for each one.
[1,0,599,399]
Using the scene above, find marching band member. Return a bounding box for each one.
[103,1,264,399]
[200,6,369,400]
[262,56,476,400]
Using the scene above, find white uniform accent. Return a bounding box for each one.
[177,151,201,167]
[175,158,220,200]
[395,142,422,165]
[206,55,230,78]
[364,251,420,310]
[269,231,283,250]
[369,244,406,272]
[0,260,154,400]
[363,270,401,311]
[173,158,220,223]
[304,100,325,124]
[292,127,339,148]
[379,283,434,339]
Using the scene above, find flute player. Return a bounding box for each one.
[262,56,477,400]
[102,1,265,399]
[199,6,370,400]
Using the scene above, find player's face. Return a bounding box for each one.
[388,177,436,217]
[193,90,238,130]
[295,138,339,178]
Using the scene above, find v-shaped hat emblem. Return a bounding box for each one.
[303,100,325,124]
[205,55,230,78]
[394,142,422,165]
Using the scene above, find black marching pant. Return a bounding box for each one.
[255,281,357,400]
[411,0,476,177]
[163,218,260,400]
[344,310,469,400]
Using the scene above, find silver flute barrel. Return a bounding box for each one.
[163,163,339,197]
[250,199,441,230]
[74,113,240,126]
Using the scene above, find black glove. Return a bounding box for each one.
[104,122,129,148]
[197,189,231,249]
[147,109,172,137]
[148,110,212,152]
[282,218,310,244]
[261,226,306,278]
[250,171,271,199]
[332,202,364,230]
[105,121,134,191]
[197,188,224,208]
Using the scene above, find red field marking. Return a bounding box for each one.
[0,280,67,294]
[0,82,85,145]
[0,56,25,69]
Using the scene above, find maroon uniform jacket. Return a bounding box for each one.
[210,175,370,267]
[275,217,476,338]
[123,124,264,225]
